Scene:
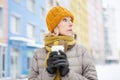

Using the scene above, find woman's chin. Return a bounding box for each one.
[59,32,73,36]
[65,33,73,36]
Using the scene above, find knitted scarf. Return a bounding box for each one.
[44,35,75,80]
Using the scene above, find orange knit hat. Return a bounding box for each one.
[46,6,74,33]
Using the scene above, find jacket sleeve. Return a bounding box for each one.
[28,50,56,80]
[61,46,98,80]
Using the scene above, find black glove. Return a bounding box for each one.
[46,51,58,74]
[53,50,69,77]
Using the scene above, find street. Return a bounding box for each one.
[0,64,120,80]
[96,64,120,80]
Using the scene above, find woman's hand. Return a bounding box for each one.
[46,51,58,74]
[47,50,69,76]
[53,50,69,77]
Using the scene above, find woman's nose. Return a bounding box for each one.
[69,21,73,27]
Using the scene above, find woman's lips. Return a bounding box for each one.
[68,29,72,31]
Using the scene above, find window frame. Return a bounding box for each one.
[26,0,36,13]
[27,23,36,40]
[0,45,7,78]
[10,14,21,34]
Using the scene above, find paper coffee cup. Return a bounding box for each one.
[51,45,64,55]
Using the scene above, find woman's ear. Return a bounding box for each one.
[54,27,59,36]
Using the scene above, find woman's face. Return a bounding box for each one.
[57,17,73,36]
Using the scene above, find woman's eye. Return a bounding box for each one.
[63,18,67,22]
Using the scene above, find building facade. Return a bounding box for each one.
[0,0,8,78]
[103,6,119,63]
[46,0,70,12]
[70,0,90,50]
[1,0,46,79]
[87,0,105,64]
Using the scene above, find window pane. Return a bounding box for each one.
[50,0,53,6]
[27,57,30,69]
[0,8,3,30]
[11,16,16,33]
[11,15,21,33]
[2,47,6,72]
[40,7,45,19]
[27,23,35,39]
[0,46,6,77]
[31,0,35,12]
[10,48,21,78]
[27,50,34,71]
[27,0,35,13]
[2,54,5,77]
[16,17,20,32]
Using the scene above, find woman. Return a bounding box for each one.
[29,6,98,80]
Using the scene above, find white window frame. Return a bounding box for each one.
[10,14,21,34]
[26,0,36,13]
[10,48,21,78]
[27,23,36,40]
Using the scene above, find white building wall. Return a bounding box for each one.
[87,0,105,64]
[103,6,119,60]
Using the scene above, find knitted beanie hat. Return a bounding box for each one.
[46,6,74,33]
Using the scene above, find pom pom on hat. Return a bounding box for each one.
[46,6,74,33]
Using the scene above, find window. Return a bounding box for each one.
[39,29,45,44]
[56,2,59,6]
[27,23,36,40]
[50,0,53,6]
[27,57,30,69]
[27,0,35,13]
[0,8,3,31]
[40,7,45,19]
[2,53,5,77]
[10,48,21,78]
[11,15,21,34]
[77,3,80,10]
[27,50,34,74]
[0,46,2,78]
[0,46,7,78]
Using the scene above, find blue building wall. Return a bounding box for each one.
[7,0,46,77]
